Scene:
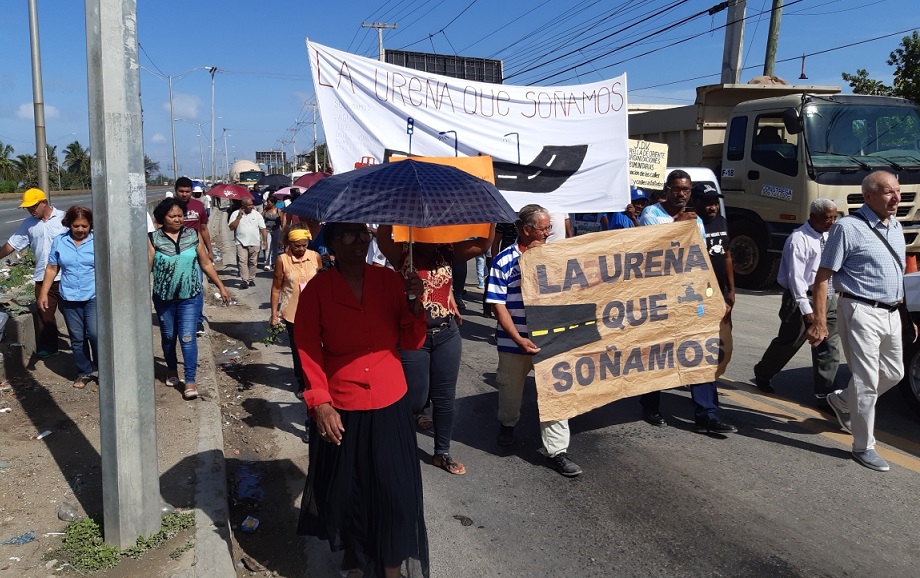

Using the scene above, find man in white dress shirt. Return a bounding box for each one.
[754,199,840,400]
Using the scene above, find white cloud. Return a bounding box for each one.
[151,133,166,144]
[16,103,60,120]
[165,93,201,120]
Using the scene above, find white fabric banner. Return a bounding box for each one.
[307,41,630,213]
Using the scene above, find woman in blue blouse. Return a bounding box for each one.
[38,206,97,389]
[149,198,230,399]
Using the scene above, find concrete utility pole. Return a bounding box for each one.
[85,0,161,547]
[362,22,397,62]
[28,0,50,197]
[763,0,783,76]
[721,0,746,84]
[207,67,217,181]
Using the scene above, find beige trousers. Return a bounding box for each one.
[496,351,570,457]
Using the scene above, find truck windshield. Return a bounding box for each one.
[239,170,265,182]
[804,102,920,170]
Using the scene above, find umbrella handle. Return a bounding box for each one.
[407,227,417,300]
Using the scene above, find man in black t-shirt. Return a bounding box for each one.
[692,183,735,314]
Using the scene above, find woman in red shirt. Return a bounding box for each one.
[295,222,429,578]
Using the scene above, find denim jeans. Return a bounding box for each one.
[475,254,486,285]
[153,293,202,384]
[59,298,97,378]
[400,318,461,455]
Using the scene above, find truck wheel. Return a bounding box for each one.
[728,218,778,289]
[899,338,920,418]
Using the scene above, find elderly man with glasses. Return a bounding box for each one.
[486,203,583,477]
[0,188,68,357]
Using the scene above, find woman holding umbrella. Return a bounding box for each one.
[295,222,429,578]
[376,224,494,475]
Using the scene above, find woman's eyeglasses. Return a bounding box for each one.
[334,229,373,245]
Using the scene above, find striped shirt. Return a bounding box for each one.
[821,204,904,304]
[485,243,528,354]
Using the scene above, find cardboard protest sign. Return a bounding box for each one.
[391,155,494,243]
[518,221,730,422]
[628,139,668,189]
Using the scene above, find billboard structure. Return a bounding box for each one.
[255,150,286,168]
[385,49,503,83]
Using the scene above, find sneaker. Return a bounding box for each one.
[497,425,515,446]
[547,452,583,477]
[826,390,851,433]
[694,417,737,434]
[196,323,206,337]
[642,411,667,426]
[35,349,58,359]
[264,264,272,271]
[248,279,256,287]
[852,449,889,472]
[753,376,775,394]
[477,281,485,289]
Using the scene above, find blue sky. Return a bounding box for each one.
[0,0,916,179]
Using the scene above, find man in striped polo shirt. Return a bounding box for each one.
[486,204,582,477]
[808,170,911,472]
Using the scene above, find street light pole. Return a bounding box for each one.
[207,67,217,181]
[222,128,230,181]
[28,0,50,197]
[168,75,177,181]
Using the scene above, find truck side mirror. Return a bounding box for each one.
[783,108,804,135]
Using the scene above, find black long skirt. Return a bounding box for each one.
[298,393,429,578]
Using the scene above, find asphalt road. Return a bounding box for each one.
[403,283,920,577]
[235,259,920,577]
[0,186,170,243]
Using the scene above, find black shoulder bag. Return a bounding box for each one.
[848,212,917,344]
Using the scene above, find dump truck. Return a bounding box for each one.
[230,160,265,188]
[628,83,920,288]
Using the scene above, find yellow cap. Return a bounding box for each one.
[19,188,47,208]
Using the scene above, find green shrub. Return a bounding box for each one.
[50,511,196,571]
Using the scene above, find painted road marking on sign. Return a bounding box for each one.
[720,377,920,474]
[531,319,597,338]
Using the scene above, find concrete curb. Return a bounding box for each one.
[178,211,237,577]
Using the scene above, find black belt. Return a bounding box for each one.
[839,291,900,312]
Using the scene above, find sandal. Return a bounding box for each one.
[433,453,466,475]
[183,385,199,400]
[415,412,433,430]
[73,376,89,389]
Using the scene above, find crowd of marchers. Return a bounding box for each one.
[4,167,905,578]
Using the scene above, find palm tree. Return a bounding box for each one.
[0,140,15,181]
[144,155,160,180]
[13,154,38,189]
[63,140,90,188]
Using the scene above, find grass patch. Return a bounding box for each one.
[169,539,195,560]
[49,511,195,572]
[0,248,37,317]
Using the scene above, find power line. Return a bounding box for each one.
[631,24,920,94]
[503,0,696,82]
[523,0,812,85]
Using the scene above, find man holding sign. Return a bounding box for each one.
[486,204,582,477]
[637,170,737,434]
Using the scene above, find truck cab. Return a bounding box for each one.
[629,84,920,288]
[721,93,920,287]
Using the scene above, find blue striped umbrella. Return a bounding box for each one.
[282,159,517,227]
